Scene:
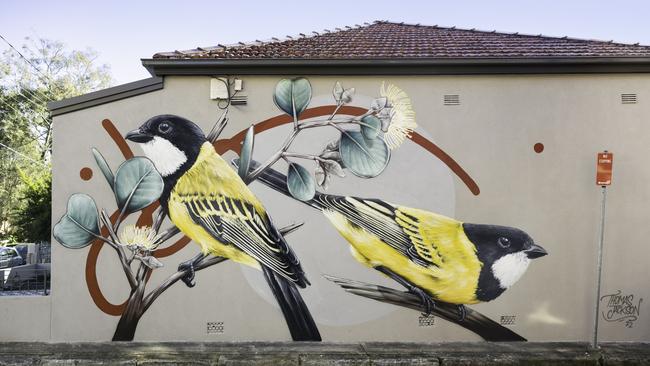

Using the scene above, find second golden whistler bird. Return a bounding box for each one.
[125,115,320,341]
[249,164,547,318]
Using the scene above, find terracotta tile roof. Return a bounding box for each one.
[152,21,650,60]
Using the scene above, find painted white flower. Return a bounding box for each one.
[119,225,159,251]
[379,82,417,150]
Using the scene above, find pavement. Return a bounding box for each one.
[0,342,648,365]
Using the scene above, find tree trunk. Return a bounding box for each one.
[112,275,146,341]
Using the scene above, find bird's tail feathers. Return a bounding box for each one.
[232,159,326,210]
[262,266,322,341]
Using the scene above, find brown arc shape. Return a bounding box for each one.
[88,108,480,316]
[102,119,134,159]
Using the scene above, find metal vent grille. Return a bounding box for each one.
[621,93,637,104]
[444,94,460,106]
[207,322,224,334]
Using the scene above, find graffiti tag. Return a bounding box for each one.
[600,290,643,328]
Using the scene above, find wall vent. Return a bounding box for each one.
[621,93,637,104]
[444,94,460,106]
[207,321,224,334]
[500,315,516,326]
[418,314,435,327]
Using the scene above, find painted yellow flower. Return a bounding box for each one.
[119,225,159,251]
[380,82,417,150]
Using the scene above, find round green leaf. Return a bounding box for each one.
[53,193,100,249]
[287,162,316,201]
[360,115,381,141]
[92,148,114,191]
[339,130,390,178]
[114,157,164,213]
[273,78,312,118]
[238,126,255,180]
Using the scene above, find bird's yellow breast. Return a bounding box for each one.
[166,142,261,268]
[323,208,482,305]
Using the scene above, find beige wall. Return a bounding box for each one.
[7,73,649,342]
[0,296,51,341]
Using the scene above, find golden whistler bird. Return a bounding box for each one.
[249,164,547,319]
[125,115,321,341]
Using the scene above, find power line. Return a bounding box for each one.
[0,34,53,86]
[15,84,50,107]
[0,95,49,124]
[14,89,50,115]
[0,35,54,116]
[0,82,52,118]
[0,35,52,169]
[0,141,47,167]
[1,81,54,118]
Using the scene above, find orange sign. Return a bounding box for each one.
[596,152,613,186]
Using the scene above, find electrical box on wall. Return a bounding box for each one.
[210,77,247,105]
[210,78,230,100]
[234,79,243,92]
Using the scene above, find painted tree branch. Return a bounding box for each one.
[99,209,137,289]
[324,275,526,342]
[110,220,305,341]
[141,255,227,313]
[244,104,376,184]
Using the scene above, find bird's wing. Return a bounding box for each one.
[391,205,463,269]
[315,195,448,268]
[182,194,305,285]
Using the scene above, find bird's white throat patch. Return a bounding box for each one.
[491,252,531,289]
[139,136,187,177]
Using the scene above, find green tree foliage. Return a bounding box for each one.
[0,37,112,242]
[12,170,52,243]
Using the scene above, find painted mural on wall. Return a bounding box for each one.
[53,77,547,341]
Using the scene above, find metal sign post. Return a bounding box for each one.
[593,151,613,349]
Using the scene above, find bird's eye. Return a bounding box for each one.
[497,237,511,248]
[158,122,171,134]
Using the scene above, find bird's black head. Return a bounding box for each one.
[125,115,208,212]
[125,115,207,177]
[463,223,547,301]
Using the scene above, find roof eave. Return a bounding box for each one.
[142,57,650,76]
[48,77,164,117]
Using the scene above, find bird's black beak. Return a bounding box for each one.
[125,128,153,143]
[525,243,547,259]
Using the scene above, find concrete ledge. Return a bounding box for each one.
[0,342,647,365]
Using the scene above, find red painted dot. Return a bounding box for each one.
[534,143,544,153]
[80,167,93,181]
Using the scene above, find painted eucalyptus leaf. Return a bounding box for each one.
[378,108,393,132]
[53,193,100,249]
[360,115,382,141]
[114,157,164,213]
[341,88,355,103]
[320,150,341,161]
[287,162,316,201]
[314,165,328,188]
[273,78,312,118]
[332,81,344,102]
[321,159,345,178]
[238,126,255,180]
[339,130,390,178]
[314,159,345,190]
[91,148,115,191]
[371,97,388,111]
[140,255,164,269]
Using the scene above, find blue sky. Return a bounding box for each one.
[2,0,650,85]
